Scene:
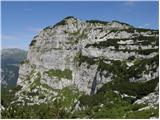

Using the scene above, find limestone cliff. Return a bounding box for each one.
[15,17,158,110]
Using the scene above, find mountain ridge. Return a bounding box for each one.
[2,17,159,119]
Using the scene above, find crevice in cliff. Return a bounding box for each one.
[90,59,103,95]
[90,69,103,95]
[90,70,98,95]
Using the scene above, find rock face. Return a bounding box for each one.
[16,16,158,106]
[1,48,27,87]
[135,83,159,106]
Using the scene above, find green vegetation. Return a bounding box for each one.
[1,86,81,119]
[2,18,159,119]
[24,69,37,83]
[136,35,159,46]
[104,28,136,35]
[98,78,158,99]
[73,89,156,119]
[33,35,38,39]
[127,55,158,78]
[2,82,158,119]
[76,54,158,99]
[73,74,158,119]
[125,106,159,119]
[117,48,158,55]
[86,20,109,25]
[69,29,80,36]
[43,26,52,31]
[1,100,70,119]
[59,87,81,108]
[85,38,158,55]
[85,35,158,51]
[74,51,97,67]
[29,40,36,47]
[28,72,41,90]
[20,59,29,65]
[65,37,79,45]
[64,16,75,19]
[1,85,22,108]
[33,72,41,84]
[68,29,88,41]
[45,69,72,80]
[27,91,39,96]
[79,91,129,107]
[79,30,88,39]
[65,29,87,45]
[41,83,57,91]
[92,57,158,108]
[135,28,158,33]
[98,55,158,81]
[53,20,66,27]
[75,52,158,83]
[105,27,158,35]
[112,20,133,27]
[79,56,97,66]
[85,38,124,49]
[29,72,60,92]
[137,49,158,55]
[76,53,158,80]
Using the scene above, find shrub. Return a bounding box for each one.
[112,20,133,27]
[43,26,51,31]
[20,60,29,65]
[45,69,72,80]
[128,56,135,61]
[1,101,70,119]
[86,20,109,25]
[59,87,81,108]
[98,77,158,98]
[137,49,158,55]
[135,28,158,32]
[125,106,159,119]
[29,40,36,47]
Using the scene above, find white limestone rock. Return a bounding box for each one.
[15,17,159,105]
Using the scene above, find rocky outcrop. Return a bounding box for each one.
[135,83,159,106]
[15,16,158,106]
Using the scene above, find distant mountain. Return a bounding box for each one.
[1,48,27,87]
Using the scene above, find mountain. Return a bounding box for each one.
[1,48,27,87]
[1,17,159,119]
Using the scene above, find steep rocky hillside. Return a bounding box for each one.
[1,48,27,87]
[2,17,159,119]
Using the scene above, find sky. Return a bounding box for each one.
[1,1,159,50]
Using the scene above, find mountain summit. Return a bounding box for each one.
[2,17,159,119]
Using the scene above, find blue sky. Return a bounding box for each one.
[1,1,159,50]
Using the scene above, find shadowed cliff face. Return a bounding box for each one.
[2,17,158,119]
